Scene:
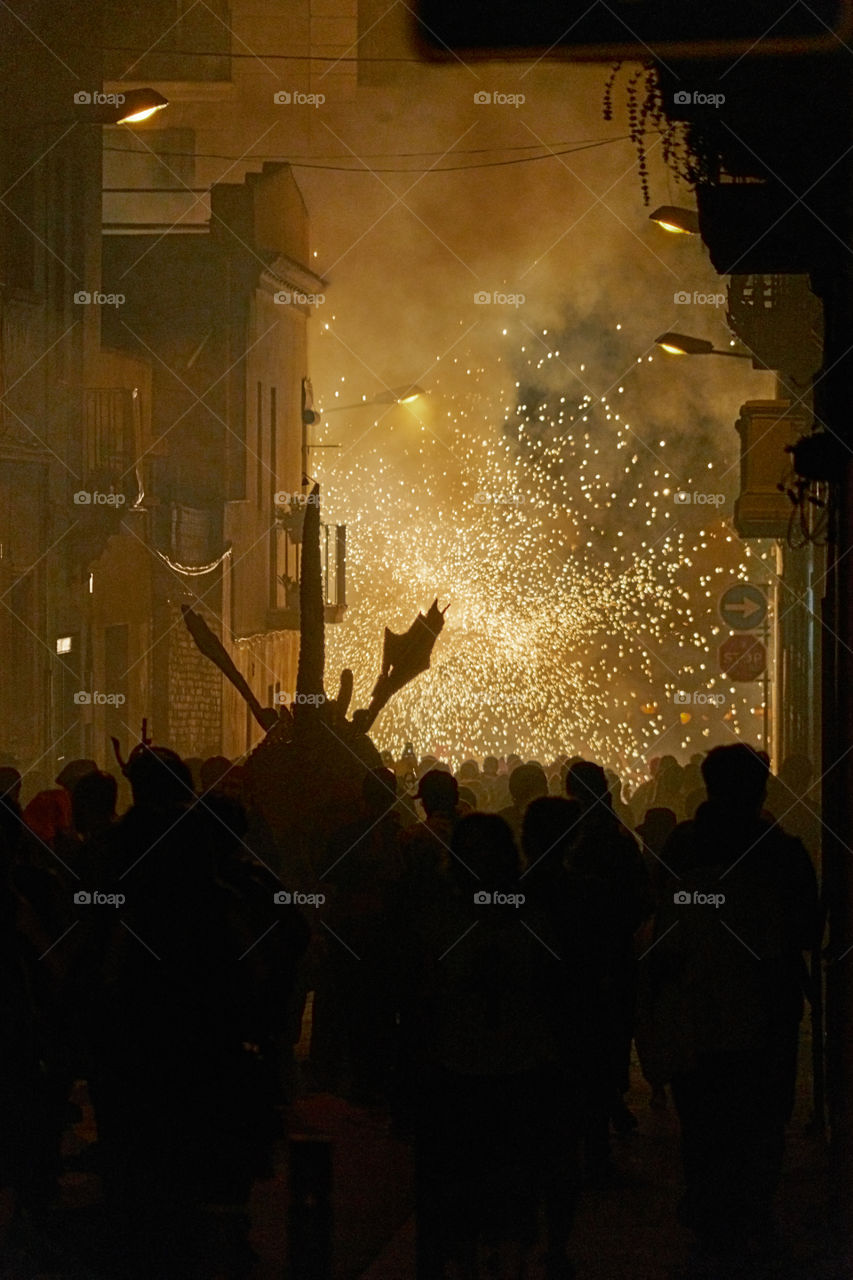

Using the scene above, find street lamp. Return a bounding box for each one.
[322,384,426,414]
[655,331,753,360]
[300,379,427,485]
[71,87,169,125]
[649,206,700,235]
[115,88,169,124]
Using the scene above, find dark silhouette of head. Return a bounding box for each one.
[508,762,548,807]
[565,760,612,814]
[636,806,677,853]
[200,755,232,794]
[71,770,118,837]
[452,812,518,886]
[416,768,458,818]
[56,758,98,792]
[126,747,194,810]
[701,744,768,815]
[0,766,21,806]
[654,756,683,800]
[457,759,480,781]
[521,795,582,868]
[482,756,499,777]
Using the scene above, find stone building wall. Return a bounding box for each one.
[166,599,223,758]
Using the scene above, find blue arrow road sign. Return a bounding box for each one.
[719,584,767,631]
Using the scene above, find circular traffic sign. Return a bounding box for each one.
[719,635,766,681]
[719,584,767,631]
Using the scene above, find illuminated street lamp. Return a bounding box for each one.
[300,378,427,484]
[649,205,700,235]
[115,88,169,124]
[72,87,169,125]
[655,331,752,359]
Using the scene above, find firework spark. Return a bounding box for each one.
[316,320,771,782]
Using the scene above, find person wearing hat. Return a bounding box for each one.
[399,769,460,877]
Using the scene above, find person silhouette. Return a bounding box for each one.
[87,744,286,1276]
[565,761,653,1163]
[409,813,572,1279]
[647,744,819,1261]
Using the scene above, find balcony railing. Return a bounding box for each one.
[83,387,136,477]
[270,522,346,628]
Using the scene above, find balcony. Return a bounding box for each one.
[81,386,141,502]
[726,275,824,387]
[267,522,347,630]
[150,502,222,568]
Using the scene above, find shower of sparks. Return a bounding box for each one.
[315,320,772,783]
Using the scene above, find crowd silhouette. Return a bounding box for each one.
[0,737,826,1278]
